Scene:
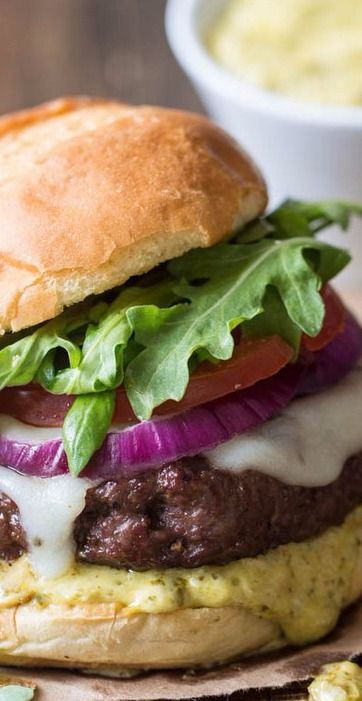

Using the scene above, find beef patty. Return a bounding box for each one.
[74,453,362,569]
[2,453,362,568]
[0,492,27,560]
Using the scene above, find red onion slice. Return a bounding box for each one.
[0,314,361,479]
[299,313,362,394]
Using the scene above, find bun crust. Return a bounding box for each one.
[0,544,361,674]
[0,97,267,333]
[0,604,280,671]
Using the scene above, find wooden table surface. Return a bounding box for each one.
[0,0,203,115]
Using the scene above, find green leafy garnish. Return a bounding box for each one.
[240,199,362,241]
[0,199,360,474]
[63,391,116,476]
[0,685,35,700]
[0,307,84,390]
[126,236,347,419]
[36,281,175,394]
[273,199,362,234]
[243,286,301,352]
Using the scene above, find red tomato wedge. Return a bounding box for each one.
[113,335,294,422]
[0,285,346,427]
[302,285,346,351]
[0,387,73,428]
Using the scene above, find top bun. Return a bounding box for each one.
[0,97,267,333]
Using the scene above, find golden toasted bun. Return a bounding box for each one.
[0,543,361,674]
[0,604,280,672]
[0,97,267,333]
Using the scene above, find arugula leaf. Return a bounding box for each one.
[235,217,275,243]
[37,286,154,394]
[236,199,362,242]
[63,391,116,476]
[125,237,349,419]
[267,199,362,237]
[243,286,301,352]
[0,308,84,390]
[37,280,176,395]
[0,685,34,700]
[0,280,174,396]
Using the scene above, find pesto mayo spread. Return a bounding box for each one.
[308,661,362,701]
[208,0,362,105]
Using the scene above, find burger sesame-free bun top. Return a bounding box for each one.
[0,97,267,333]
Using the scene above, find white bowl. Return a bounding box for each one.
[165,0,362,288]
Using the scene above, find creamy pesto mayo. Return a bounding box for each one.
[207,0,362,105]
[308,661,362,701]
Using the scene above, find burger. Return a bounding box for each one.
[0,96,361,674]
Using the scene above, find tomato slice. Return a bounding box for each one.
[0,285,346,428]
[113,334,294,422]
[0,387,73,427]
[303,285,346,351]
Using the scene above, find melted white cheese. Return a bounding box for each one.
[0,468,94,578]
[206,363,362,486]
[0,416,127,442]
[0,418,61,443]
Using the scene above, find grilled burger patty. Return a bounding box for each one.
[75,453,362,569]
[0,493,27,561]
[2,453,362,568]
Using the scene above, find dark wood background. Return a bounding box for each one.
[0,0,203,115]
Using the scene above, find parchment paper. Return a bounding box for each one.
[2,290,361,701]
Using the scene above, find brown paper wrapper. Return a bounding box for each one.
[2,290,362,700]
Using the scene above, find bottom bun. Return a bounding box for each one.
[0,515,362,674]
[0,603,283,672]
